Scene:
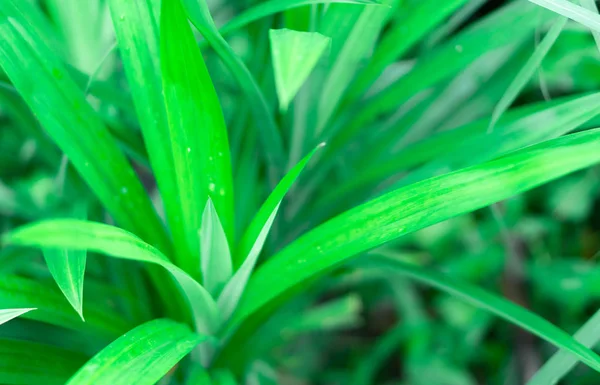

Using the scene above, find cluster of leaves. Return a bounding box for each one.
[2,0,600,384]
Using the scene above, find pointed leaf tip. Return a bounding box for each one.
[270,28,331,111]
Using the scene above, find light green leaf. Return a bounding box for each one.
[230,128,600,332]
[0,339,88,385]
[0,0,170,252]
[161,0,235,278]
[67,319,204,385]
[3,220,220,334]
[107,0,183,271]
[235,143,325,266]
[363,256,600,374]
[528,0,600,31]
[579,0,600,52]
[270,29,331,111]
[200,198,233,296]
[347,0,469,101]
[282,294,362,333]
[218,206,279,321]
[0,308,35,326]
[43,248,87,320]
[182,0,287,172]
[0,274,132,336]
[488,16,567,132]
[527,309,600,385]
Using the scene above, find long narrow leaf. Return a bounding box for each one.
[363,257,600,374]
[230,128,600,332]
[527,309,600,385]
[488,16,567,132]
[67,319,204,385]
[183,0,287,172]
[161,0,235,277]
[0,0,170,252]
[529,0,600,31]
[218,205,280,321]
[3,221,220,334]
[235,143,325,266]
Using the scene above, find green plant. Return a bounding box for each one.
[2,0,600,383]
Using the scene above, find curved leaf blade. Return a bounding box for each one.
[363,257,600,374]
[235,143,324,266]
[67,319,204,385]
[230,128,600,331]
[3,220,220,334]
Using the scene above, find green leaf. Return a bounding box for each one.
[282,294,362,333]
[229,128,600,331]
[0,308,35,326]
[218,206,279,321]
[316,2,393,133]
[43,248,87,321]
[528,0,600,31]
[235,143,325,266]
[0,0,170,252]
[200,198,233,296]
[0,274,133,336]
[579,0,600,52]
[107,0,182,267]
[0,339,88,385]
[488,16,567,132]
[220,0,385,36]
[363,256,600,374]
[527,308,600,385]
[346,0,469,101]
[3,220,220,334]
[66,319,204,385]
[270,29,331,111]
[161,0,235,278]
[182,0,287,172]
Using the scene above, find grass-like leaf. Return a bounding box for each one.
[161,0,235,277]
[230,128,600,331]
[270,29,331,111]
[346,0,469,101]
[3,221,220,334]
[43,248,86,320]
[66,319,204,385]
[182,0,287,171]
[527,309,600,385]
[529,0,600,31]
[0,308,35,326]
[0,0,170,252]
[235,143,325,266]
[200,198,233,296]
[363,257,600,374]
[218,205,279,322]
[488,16,567,132]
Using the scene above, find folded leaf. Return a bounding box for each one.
[43,248,86,320]
[201,198,233,296]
